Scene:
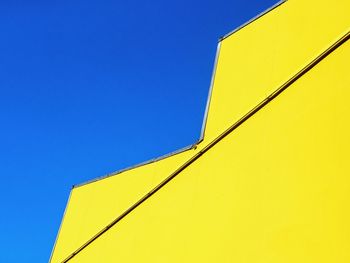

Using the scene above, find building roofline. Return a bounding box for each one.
[73,0,287,189]
[219,0,287,42]
[73,143,197,188]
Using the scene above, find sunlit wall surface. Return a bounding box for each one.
[50,0,350,262]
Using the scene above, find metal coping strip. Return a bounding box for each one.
[219,0,287,42]
[73,143,196,188]
[48,191,73,262]
[198,41,222,143]
[60,29,350,263]
[73,0,286,189]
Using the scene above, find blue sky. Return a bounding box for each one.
[0,0,278,261]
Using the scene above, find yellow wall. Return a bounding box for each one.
[51,0,350,262]
[50,149,195,262]
[204,0,350,141]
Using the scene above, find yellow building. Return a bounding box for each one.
[50,0,350,262]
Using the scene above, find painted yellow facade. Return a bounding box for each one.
[51,0,350,262]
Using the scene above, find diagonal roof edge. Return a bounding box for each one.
[219,0,287,42]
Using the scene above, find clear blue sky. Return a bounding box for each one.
[0,0,278,261]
